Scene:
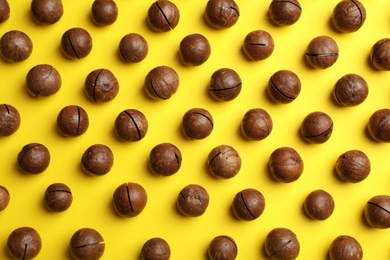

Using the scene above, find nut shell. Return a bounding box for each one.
[70,228,105,260]
[301,111,333,144]
[305,36,339,69]
[335,150,370,183]
[177,184,209,217]
[81,144,114,176]
[207,145,241,179]
[113,182,148,217]
[0,104,20,136]
[264,227,300,260]
[7,227,42,260]
[17,143,50,174]
[329,235,363,260]
[364,195,390,229]
[232,188,265,221]
[367,109,390,142]
[205,0,239,29]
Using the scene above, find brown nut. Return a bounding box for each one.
[301,111,333,144]
[113,182,148,217]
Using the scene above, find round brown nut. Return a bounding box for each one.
[177,184,209,217]
[57,105,89,137]
[149,143,182,176]
[70,228,105,260]
[301,111,333,144]
[7,227,42,260]
[81,144,114,176]
[44,183,73,212]
[0,0,10,23]
[0,185,10,211]
[31,0,64,25]
[0,104,20,136]
[232,188,265,221]
[179,33,211,66]
[91,0,118,26]
[370,39,390,71]
[0,30,33,62]
[329,235,363,260]
[335,150,370,183]
[207,145,241,179]
[205,0,239,29]
[182,108,213,140]
[243,30,274,61]
[113,182,147,217]
[304,189,334,220]
[332,0,366,33]
[84,68,119,102]
[147,0,180,32]
[333,74,368,107]
[364,195,390,229]
[269,0,302,26]
[208,235,238,260]
[269,147,304,183]
[140,237,170,260]
[119,33,148,63]
[209,68,242,101]
[264,227,300,260]
[241,108,273,141]
[17,143,50,174]
[61,27,92,59]
[26,64,62,97]
[144,66,179,100]
[305,36,339,69]
[268,70,301,104]
[115,109,148,142]
[367,109,390,142]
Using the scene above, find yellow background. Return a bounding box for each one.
[1,0,390,259]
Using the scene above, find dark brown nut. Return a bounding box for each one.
[57,105,89,137]
[243,30,274,61]
[91,0,118,26]
[149,143,182,176]
[370,39,390,71]
[332,0,366,33]
[241,108,273,141]
[209,68,242,101]
[179,33,211,66]
[268,70,301,104]
[0,0,10,23]
[26,64,62,97]
[61,27,92,59]
[269,0,301,26]
[301,111,333,144]
[115,109,148,142]
[70,228,105,260]
[367,109,390,142]
[84,68,119,102]
[31,0,63,25]
[0,185,10,211]
[144,66,179,100]
[269,147,303,183]
[177,184,209,217]
[113,182,147,217]
[335,150,370,183]
[119,33,148,63]
[208,235,237,260]
[147,0,180,32]
[17,143,50,174]
[207,145,241,179]
[81,144,113,176]
[182,108,213,140]
[304,189,334,220]
[264,227,300,260]
[305,36,339,69]
[329,235,363,260]
[205,0,239,29]
[0,104,20,136]
[0,30,33,62]
[44,183,73,212]
[7,227,42,260]
[140,237,170,260]
[364,195,390,229]
[232,188,265,221]
[333,74,368,107]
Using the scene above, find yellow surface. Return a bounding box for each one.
[1,0,390,259]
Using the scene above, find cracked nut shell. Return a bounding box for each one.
[367,108,390,142]
[232,188,265,221]
[7,227,42,260]
[113,182,147,217]
[61,27,92,59]
[149,143,182,176]
[26,64,62,97]
[305,36,339,69]
[115,109,148,142]
[205,0,239,29]
[177,184,209,217]
[301,111,333,144]
[84,68,119,103]
[70,228,105,260]
[0,104,20,136]
[17,143,50,174]
[44,183,73,212]
[269,0,302,26]
[208,235,237,260]
[371,38,390,71]
[207,145,241,179]
[332,0,366,33]
[57,105,89,137]
[144,66,179,100]
[81,144,113,176]
[243,30,274,61]
[209,68,242,101]
[268,70,301,104]
[241,108,273,141]
[335,150,370,183]
[264,227,300,260]
[269,147,304,183]
[147,0,180,32]
[364,195,390,229]
[0,185,10,211]
[182,108,213,140]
